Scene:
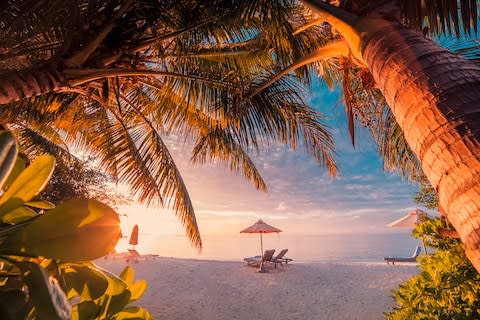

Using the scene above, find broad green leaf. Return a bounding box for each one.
[62,264,109,300]
[3,157,25,190]
[113,306,153,320]
[106,290,131,318]
[96,266,128,296]
[120,266,134,286]
[129,280,147,302]
[25,200,55,210]
[0,199,121,261]
[14,261,71,320]
[0,155,55,218]
[2,206,37,224]
[0,131,18,190]
[71,301,100,320]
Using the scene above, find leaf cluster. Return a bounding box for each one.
[0,130,151,319]
[386,217,480,320]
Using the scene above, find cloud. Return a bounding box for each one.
[276,202,288,211]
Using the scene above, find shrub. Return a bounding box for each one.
[385,217,480,320]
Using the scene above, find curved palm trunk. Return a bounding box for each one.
[0,67,65,105]
[362,21,480,270]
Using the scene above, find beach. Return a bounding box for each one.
[97,257,418,320]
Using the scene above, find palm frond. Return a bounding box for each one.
[342,69,424,181]
[398,0,477,37]
[440,37,480,64]
[12,125,72,162]
[88,94,201,248]
[191,128,268,192]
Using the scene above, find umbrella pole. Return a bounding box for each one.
[259,232,266,272]
[260,233,264,258]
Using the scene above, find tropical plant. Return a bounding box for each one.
[253,0,480,271]
[386,217,480,320]
[0,130,151,319]
[0,0,338,249]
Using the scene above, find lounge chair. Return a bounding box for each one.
[271,249,293,268]
[384,246,422,265]
[127,249,141,263]
[243,249,275,267]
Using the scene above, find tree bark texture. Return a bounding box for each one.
[0,67,64,105]
[362,21,480,270]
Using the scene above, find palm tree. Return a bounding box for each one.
[0,0,337,248]
[277,0,480,270]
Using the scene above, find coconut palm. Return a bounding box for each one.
[0,0,337,248]
[276,0,480,270]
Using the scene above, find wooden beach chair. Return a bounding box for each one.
[384,246,422,265]
[271,249,293,268]
[243,249,275,267]
[127,248,141,263]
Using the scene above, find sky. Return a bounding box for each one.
[118,81,426,249]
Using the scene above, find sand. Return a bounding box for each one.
[97,257,418,320]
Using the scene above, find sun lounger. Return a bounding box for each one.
[384,246,422,265]
[271,249,293,267]
[127,249,141,263]
[243,249,275,267]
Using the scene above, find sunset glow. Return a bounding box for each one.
[116,84,423,258]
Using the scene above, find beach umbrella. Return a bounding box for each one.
[387,209,428,252]
[129,224,139,248]
[240,219,282,259]
[387,209,428,227]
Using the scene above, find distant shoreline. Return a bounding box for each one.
[105,252,419,265]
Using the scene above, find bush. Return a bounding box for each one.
[385,217,480,320]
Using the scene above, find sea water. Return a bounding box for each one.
[117,232,419,263]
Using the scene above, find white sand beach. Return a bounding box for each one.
[97,257,418,320]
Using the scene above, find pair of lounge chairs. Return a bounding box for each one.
[243,249,293,268]
[384,246,422,265]
[126,249,158,263]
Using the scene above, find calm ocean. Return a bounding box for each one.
[116,232,419,263]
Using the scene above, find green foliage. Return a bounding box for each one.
[385,217,480,320]
[0,130,151,319]
[40,156,131,208]
[65,264,151,320]
[413,176,439,210]
[0,154,55,217]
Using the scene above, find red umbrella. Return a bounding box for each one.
[240,219,282,259]
[129,224,139,248]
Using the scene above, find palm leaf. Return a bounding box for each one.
[97,96,202,248]
[398,0,477,37]
[191,128,268,192]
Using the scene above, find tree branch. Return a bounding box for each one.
[293,18,324,35]
[438,227,460,238]
[248,40,349,99]
[300,0,388,63]
[65,68,233,88]
[98,17,219,66]
[65,0,134,68]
